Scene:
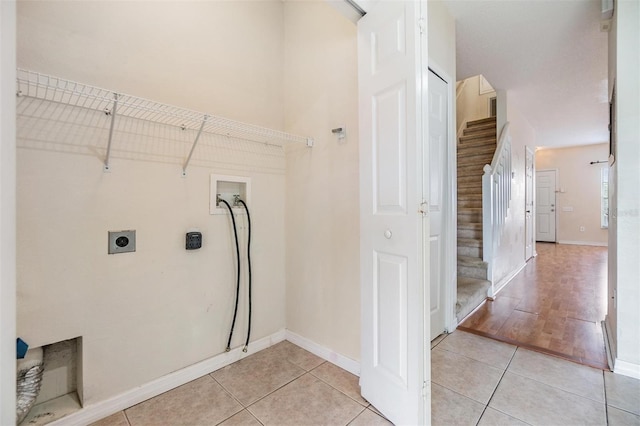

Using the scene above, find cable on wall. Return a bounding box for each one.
[237,199,252,353]
[218,198,241,352]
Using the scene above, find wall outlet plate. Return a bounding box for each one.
[108,230,136,254]
[186,232,202,250]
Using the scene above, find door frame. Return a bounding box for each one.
[535,168,558,243]
[1,1,17,423]
[525,146,536,259]
[427,61,457,334]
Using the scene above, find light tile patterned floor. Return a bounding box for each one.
[91,341,389,426]
[92,335,640,426]
[431,330,640,426]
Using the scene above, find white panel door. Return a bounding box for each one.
[358,1,428,425]
[525,147,535,258]
[536,170,556,242]
[428,70,446,340]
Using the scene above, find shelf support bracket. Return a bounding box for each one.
[182,115,209,177]
[104,93,119,172]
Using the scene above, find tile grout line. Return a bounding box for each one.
[433,345,508,372]
[603,369,609,426]
[123,409,132,426]
[502,358,608,405]
[307,366,370,409]
[246,367,308,408]
[344,405,369,426]
[476,344,521,426]
[208,373,247,409]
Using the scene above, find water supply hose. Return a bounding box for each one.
[219,198,241,352]
[238,199,252,352]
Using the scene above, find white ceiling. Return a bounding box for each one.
[444,0,609,148]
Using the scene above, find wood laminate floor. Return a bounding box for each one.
[459,242,609,370]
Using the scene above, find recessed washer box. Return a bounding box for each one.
[108,230,136,254]
[210,174,251,215]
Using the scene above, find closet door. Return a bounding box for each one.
[358,1,429,424]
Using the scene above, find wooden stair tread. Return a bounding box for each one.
[458,237,483,247]
[467,117,497,127]
[458,176,482,184]
[463,122,496,134]
[458,156,493,165]
[457,146,496,158]
[457,255,487,267]
[458,163,487,173]
[460,129,497,139]
[458,138,497,149]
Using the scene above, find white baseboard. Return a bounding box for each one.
[285,330,360,377]
[613,358,640,380]
[558,240,608,247]
[602,319,615,371]
[50,329,287,426]
[488,262,526,298]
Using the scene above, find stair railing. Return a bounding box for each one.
[482,122,512,291]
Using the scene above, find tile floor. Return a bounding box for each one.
[431,330,640,426]
[92,333,640,426]
[91,341,390,426]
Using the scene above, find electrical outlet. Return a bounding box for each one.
[108,230,136,254]
[579,226,585,232]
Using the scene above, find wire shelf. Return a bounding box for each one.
[16,69,313,174]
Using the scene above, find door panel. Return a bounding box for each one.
[536,170,556,242]
[374,84,407,213]
[428,70,447,339]
[374,252,408,386]
[525,147,534,259]
[358,1,427,424]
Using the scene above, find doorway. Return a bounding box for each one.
[525,147,535,259]
[428,68,449,340]
[535,169,557,242]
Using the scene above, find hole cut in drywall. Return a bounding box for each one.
[20,337,83,425]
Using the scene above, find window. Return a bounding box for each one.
[601,168,609,229]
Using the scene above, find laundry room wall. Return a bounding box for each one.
[283,1,360,362]
[17,1,288,404]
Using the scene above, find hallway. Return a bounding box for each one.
[459,243,608,369]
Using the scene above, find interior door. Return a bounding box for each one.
[428,69,446,340]
[525,147,535,259]
[358,1,428,424]
[536,170,556,242]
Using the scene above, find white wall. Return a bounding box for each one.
[536,144,609,245]
[17,1,288,404]
[283,1,360,362]
[491,99,534,289]
[429,1,456,80]
[608,0,640,377]
[1,1,17,423]
[456,75,496,131]
[17,1,285,129]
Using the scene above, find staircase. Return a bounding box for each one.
[456,117,495,322]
